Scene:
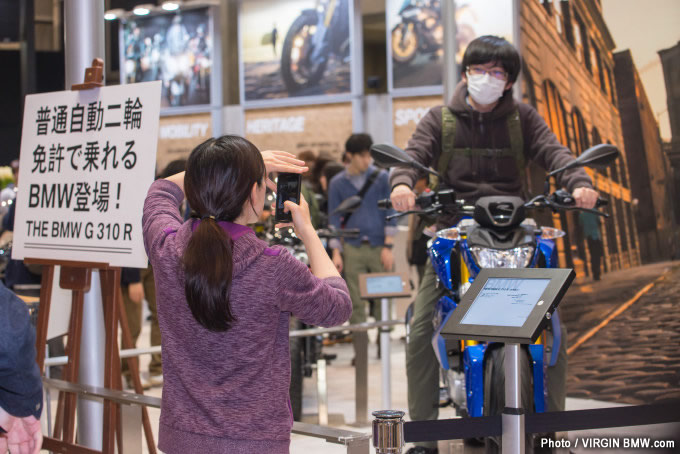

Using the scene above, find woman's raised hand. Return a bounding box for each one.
[261,150,308,191]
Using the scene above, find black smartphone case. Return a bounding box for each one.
[275,173,302,222]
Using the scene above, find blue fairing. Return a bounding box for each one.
[460,239,480,280]
[429,236,457,291]
[536,238,557,268]
[431,296,458,370]
[528,344,546,413]
[464,345,487,417]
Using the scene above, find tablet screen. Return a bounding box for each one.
[460,278,551,327]
[365,275,403,295]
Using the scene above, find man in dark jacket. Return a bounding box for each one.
[390,36,599,454]
[0,283,43,454]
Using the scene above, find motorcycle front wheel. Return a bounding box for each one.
[392,22,418,64]
[281,11,328,93]
[483,345,535,453]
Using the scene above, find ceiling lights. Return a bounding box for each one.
[104,8,125,20]
[161,1,182,11]
[132,4,154,16]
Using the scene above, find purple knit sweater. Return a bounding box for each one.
[142,180,352,454]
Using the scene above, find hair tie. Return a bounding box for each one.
[201,215,216,221]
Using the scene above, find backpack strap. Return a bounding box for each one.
[431,106,457,189]
[342,168,380,227]
[507,106,526,188]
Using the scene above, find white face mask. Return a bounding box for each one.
[466,72,507,106]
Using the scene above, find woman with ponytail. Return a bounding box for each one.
[142,135,351,454]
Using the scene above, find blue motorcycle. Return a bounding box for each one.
[371,143,618,451]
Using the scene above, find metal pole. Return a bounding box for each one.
[354,332,369,425]
[441,0,458,105]
[78,271,106,449]
[380,297,391,410]
[19,0,36,113]
[350,0,364,132]
[316,358,329,426]
[502,343,524,454]
[63,1,106,449]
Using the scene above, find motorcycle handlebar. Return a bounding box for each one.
[316,228,360,239]
[377,189,457,211]
[381,188,609,219]
[377,198,392,210]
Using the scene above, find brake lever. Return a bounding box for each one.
[548,201,609,217]
[384,205,443,221]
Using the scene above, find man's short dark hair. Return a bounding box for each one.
[461,35,521,84]
[345,133,373,155]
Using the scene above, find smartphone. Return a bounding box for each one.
[275,173,302,222]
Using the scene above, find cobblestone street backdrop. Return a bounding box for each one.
[561,261,680,404]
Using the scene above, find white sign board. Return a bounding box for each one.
[13,81,162,268]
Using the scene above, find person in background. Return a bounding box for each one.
[328,133,397,362]
[120,267,151,389]
[579,212,603,281]
[1,161,41,290]
[0,282,43,454]
[296,150,322,228]
[318,161,345,219]
[142,136,351,453]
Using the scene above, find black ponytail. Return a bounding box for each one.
[182,136,265,332]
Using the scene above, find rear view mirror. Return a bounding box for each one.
[370,144,441,178]
[548,143,619,177]
[573,144,619,169]
[370,144,416,168]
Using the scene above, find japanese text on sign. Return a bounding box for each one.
[13,81,161,268]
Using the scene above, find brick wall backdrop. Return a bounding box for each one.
[519,0,640,277]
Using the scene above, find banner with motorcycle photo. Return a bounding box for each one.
[120,7,214,109]
[240,0,353,103]
[388,0,515,94]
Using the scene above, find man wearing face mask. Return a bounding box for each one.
[390,36,598,454]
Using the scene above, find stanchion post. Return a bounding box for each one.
[502,343,524,454]
[355,333,369,425]
[316,358,329,426]
[380,297,391,410]
[372,410,404,454]
[63,0,106,449]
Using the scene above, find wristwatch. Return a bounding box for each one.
[382,244,394,249]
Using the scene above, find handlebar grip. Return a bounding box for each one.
[377,198,392,209]
[596,197,608,207]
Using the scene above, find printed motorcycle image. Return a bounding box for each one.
[280,0,350,93]
[391,0,442,66]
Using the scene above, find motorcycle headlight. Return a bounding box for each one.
[470,246,535,269]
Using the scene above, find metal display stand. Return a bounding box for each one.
[358,272,411,412]
[503,343,524,453]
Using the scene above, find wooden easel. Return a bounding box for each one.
[29,59,157,454]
